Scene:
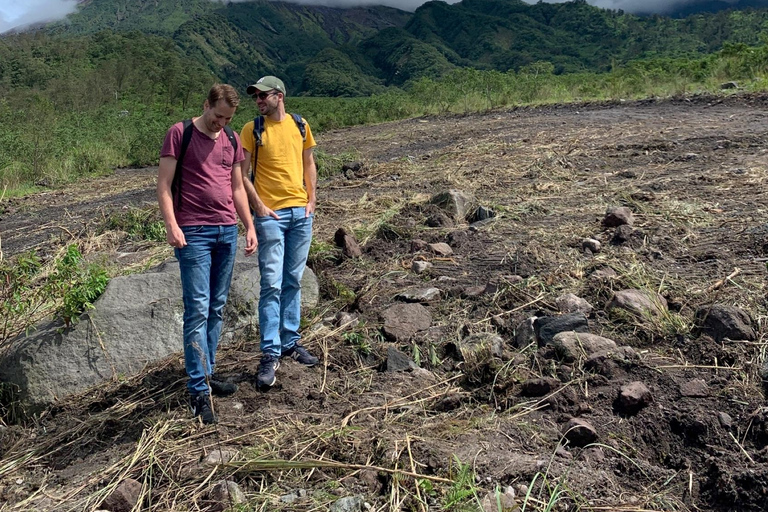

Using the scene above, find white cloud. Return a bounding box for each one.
[0,0,79,34]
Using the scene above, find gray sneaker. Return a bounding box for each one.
[257,355,280,389]
[282,343,319,367]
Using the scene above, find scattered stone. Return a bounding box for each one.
[606,289,667,319]
[694,304,756,342]
[209,480,246,511]
[334,228,362,258]
[555,293,593,316]
[386,345,418,372]
[396,287,441,303]
[428,242,453,256]
[612,224,634,244]
[460,333,504,360]
[429,190,478,221]
[342,161,363,173]
[513,317,537,348]
[603,206,634,227]
[411,239,428,252]
[468,206,497,223]
[718,412,733,429]
[590,267,617,281]
[103,478,142,512]
[411,260,433,274]
[462,283,495,298]
[335,312,358,328]
[521,377,561,397]
[680,379,709,398]
[280,492,299,504]
[535,312,589,346]
[381,303,432,341]
[616,381,653,414]
[582,238,601,253]
[330,495,364,512]
[562,418,598,447]
[480,486,517,512]
[203,448,238,466]
[553,332,618,363]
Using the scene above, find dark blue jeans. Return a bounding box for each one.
[255,207,313,357]
[175,225,238,395]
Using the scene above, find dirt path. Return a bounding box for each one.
[2,94,768,511]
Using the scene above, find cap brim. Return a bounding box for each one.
[246,83,272,96]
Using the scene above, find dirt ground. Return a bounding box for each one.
[2,93,768,511]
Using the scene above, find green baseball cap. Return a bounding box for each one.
[246,76,286,96]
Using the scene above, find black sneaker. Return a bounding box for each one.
[189,393,217,425]
[209,375,238,396]
[283,343,319,367]
[257,355,280,389]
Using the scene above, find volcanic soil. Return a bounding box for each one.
[2,94,768,511]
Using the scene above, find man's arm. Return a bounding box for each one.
[231,161,257,256]
[241,150,279,219]
[157,156,186,248]
[303,147,317,217]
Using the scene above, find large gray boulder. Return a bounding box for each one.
[0,238,318,413]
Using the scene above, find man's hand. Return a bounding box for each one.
[166,225,186,249]
[244,227,258,256]
[256,204,281,219]
[306,197,316,217]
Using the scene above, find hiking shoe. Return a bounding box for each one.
[189,393,217,425]
[256,355,280,389]
[209,375,238,396]
[282,343,319,367]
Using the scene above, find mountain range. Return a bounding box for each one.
[10,0,768,97]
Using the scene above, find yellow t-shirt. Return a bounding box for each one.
[240,115,316,211]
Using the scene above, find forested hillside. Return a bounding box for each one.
[12,0,768,95]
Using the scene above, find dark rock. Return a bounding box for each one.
[521,377,561,397]
[694,304,756,342]
[381,304,432,341]
[208,480,246,511]
[603,206,634,227]
[562,418,598,447]
[680,379,708,398]
[535,312,589,346]
[615,381,652,414]
[718,412,733,429]
[411,239,428,252]
[467,206,496,223]
[612,224,634,244]
[334,227,362,258]
[103,479,142,512]
[720,81,738,90]
[514,317,537,348]
[386,345,418,372]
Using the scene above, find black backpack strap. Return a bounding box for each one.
[290,113,306,142]
[250,116,265,184]
[172,119,194,211]
[223,125,238,166]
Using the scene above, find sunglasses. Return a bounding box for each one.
[253,91,277,100]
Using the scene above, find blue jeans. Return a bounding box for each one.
[255,207,313,357]
[175,225,238,395]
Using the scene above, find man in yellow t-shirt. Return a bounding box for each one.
[240,76,318,390]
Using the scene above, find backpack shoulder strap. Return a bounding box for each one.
[223,125,238,165]
[252,116,265,147]
[290,113,306,142]
[172,119,194,210]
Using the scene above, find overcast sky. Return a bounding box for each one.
[0,0,746,34]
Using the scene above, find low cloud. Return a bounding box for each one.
[0,0,79,34]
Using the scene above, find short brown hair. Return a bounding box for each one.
[207,84,240,108]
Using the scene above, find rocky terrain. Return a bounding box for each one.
[2,94,768,511]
